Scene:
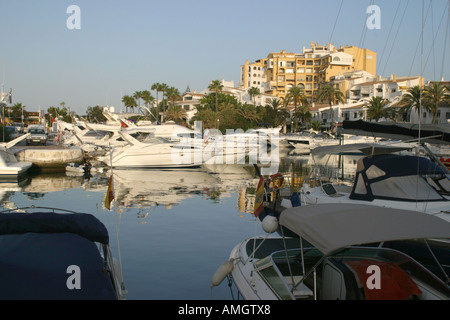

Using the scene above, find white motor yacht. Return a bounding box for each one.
[99,131,202,169]
[0,134,33,179]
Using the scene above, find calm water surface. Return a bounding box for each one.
[0,150,357,300]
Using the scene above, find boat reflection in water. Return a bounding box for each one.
[110,168,220,211]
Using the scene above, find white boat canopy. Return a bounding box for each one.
[279,203,450,255]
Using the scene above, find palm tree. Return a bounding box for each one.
[286,86,308,132]
[133,91,145,112]
[166,87,181,108]
[208,80,224,128]
[191,109,216,129]
[151,82,161,109]
[160,83,169,116]
[423,82,448,123]
[12,103,26,123]
[400,86,428,122]
[365,96,389,122]
[141,90,156,120]
[316,84,346,127]
[121,95,137,113]
[238,104,258,122]
[164,105,187,122]
[269,97,283,110]
[248,87,261,106]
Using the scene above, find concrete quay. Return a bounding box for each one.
[11,139,85,170]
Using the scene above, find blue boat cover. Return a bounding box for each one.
[0,212,117,300]
[0,212,109,244]
[349,154,447,201]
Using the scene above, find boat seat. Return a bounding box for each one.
[285,275,314,299]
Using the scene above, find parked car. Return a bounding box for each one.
[0,126,20,142]
[26,125,47,145]
[11,122,24,133]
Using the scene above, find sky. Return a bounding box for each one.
[0,0,449,114]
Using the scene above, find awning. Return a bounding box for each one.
[279,203,450,255]
[312,143,412,157]
[343,120,450,144]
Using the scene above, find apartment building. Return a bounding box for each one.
[240,43,377,104]
[240,60,266,92]
[312,73,427,125]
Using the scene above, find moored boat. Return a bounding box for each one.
[215,203,450,300]
[0,207,127,300]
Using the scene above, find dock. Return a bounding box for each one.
[11,140,85,170]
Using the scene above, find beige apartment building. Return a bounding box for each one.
[240,43,377,104]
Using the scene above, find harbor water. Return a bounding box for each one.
[0,150,357,300]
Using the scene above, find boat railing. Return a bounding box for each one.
[254,248,318,300]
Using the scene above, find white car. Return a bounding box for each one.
[26,125,48,145]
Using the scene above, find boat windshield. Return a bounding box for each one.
[351,155,450,201]
[255,246,450,300]
[131,132,171,144]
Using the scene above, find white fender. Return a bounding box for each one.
[211,259,234,288]
[262,215,279,234]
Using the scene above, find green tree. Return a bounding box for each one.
[191,109,217,129]
[423,82,448,123]
[86,105,107,123]
[141,90,156,121]
[121,95,137,113]
[199,92,239,112]
[164,105,187,122]
[160,83,169,116]
[400,86,428,122]
[261,103,289,128]
[218,103,239,131]
[237,103,258,130]
[47,106,71,123]
[286,86,308,132]
[166,87,181,107]
[208,80,224,128]
[365,96,390,122]
[248,87,261,106]
[310,120,322,131]
[133,91,145,111]
[316,84,346,127]
[151,82,162,109]
[11,103,26,122]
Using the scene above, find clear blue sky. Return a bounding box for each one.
[1,0,449,114]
